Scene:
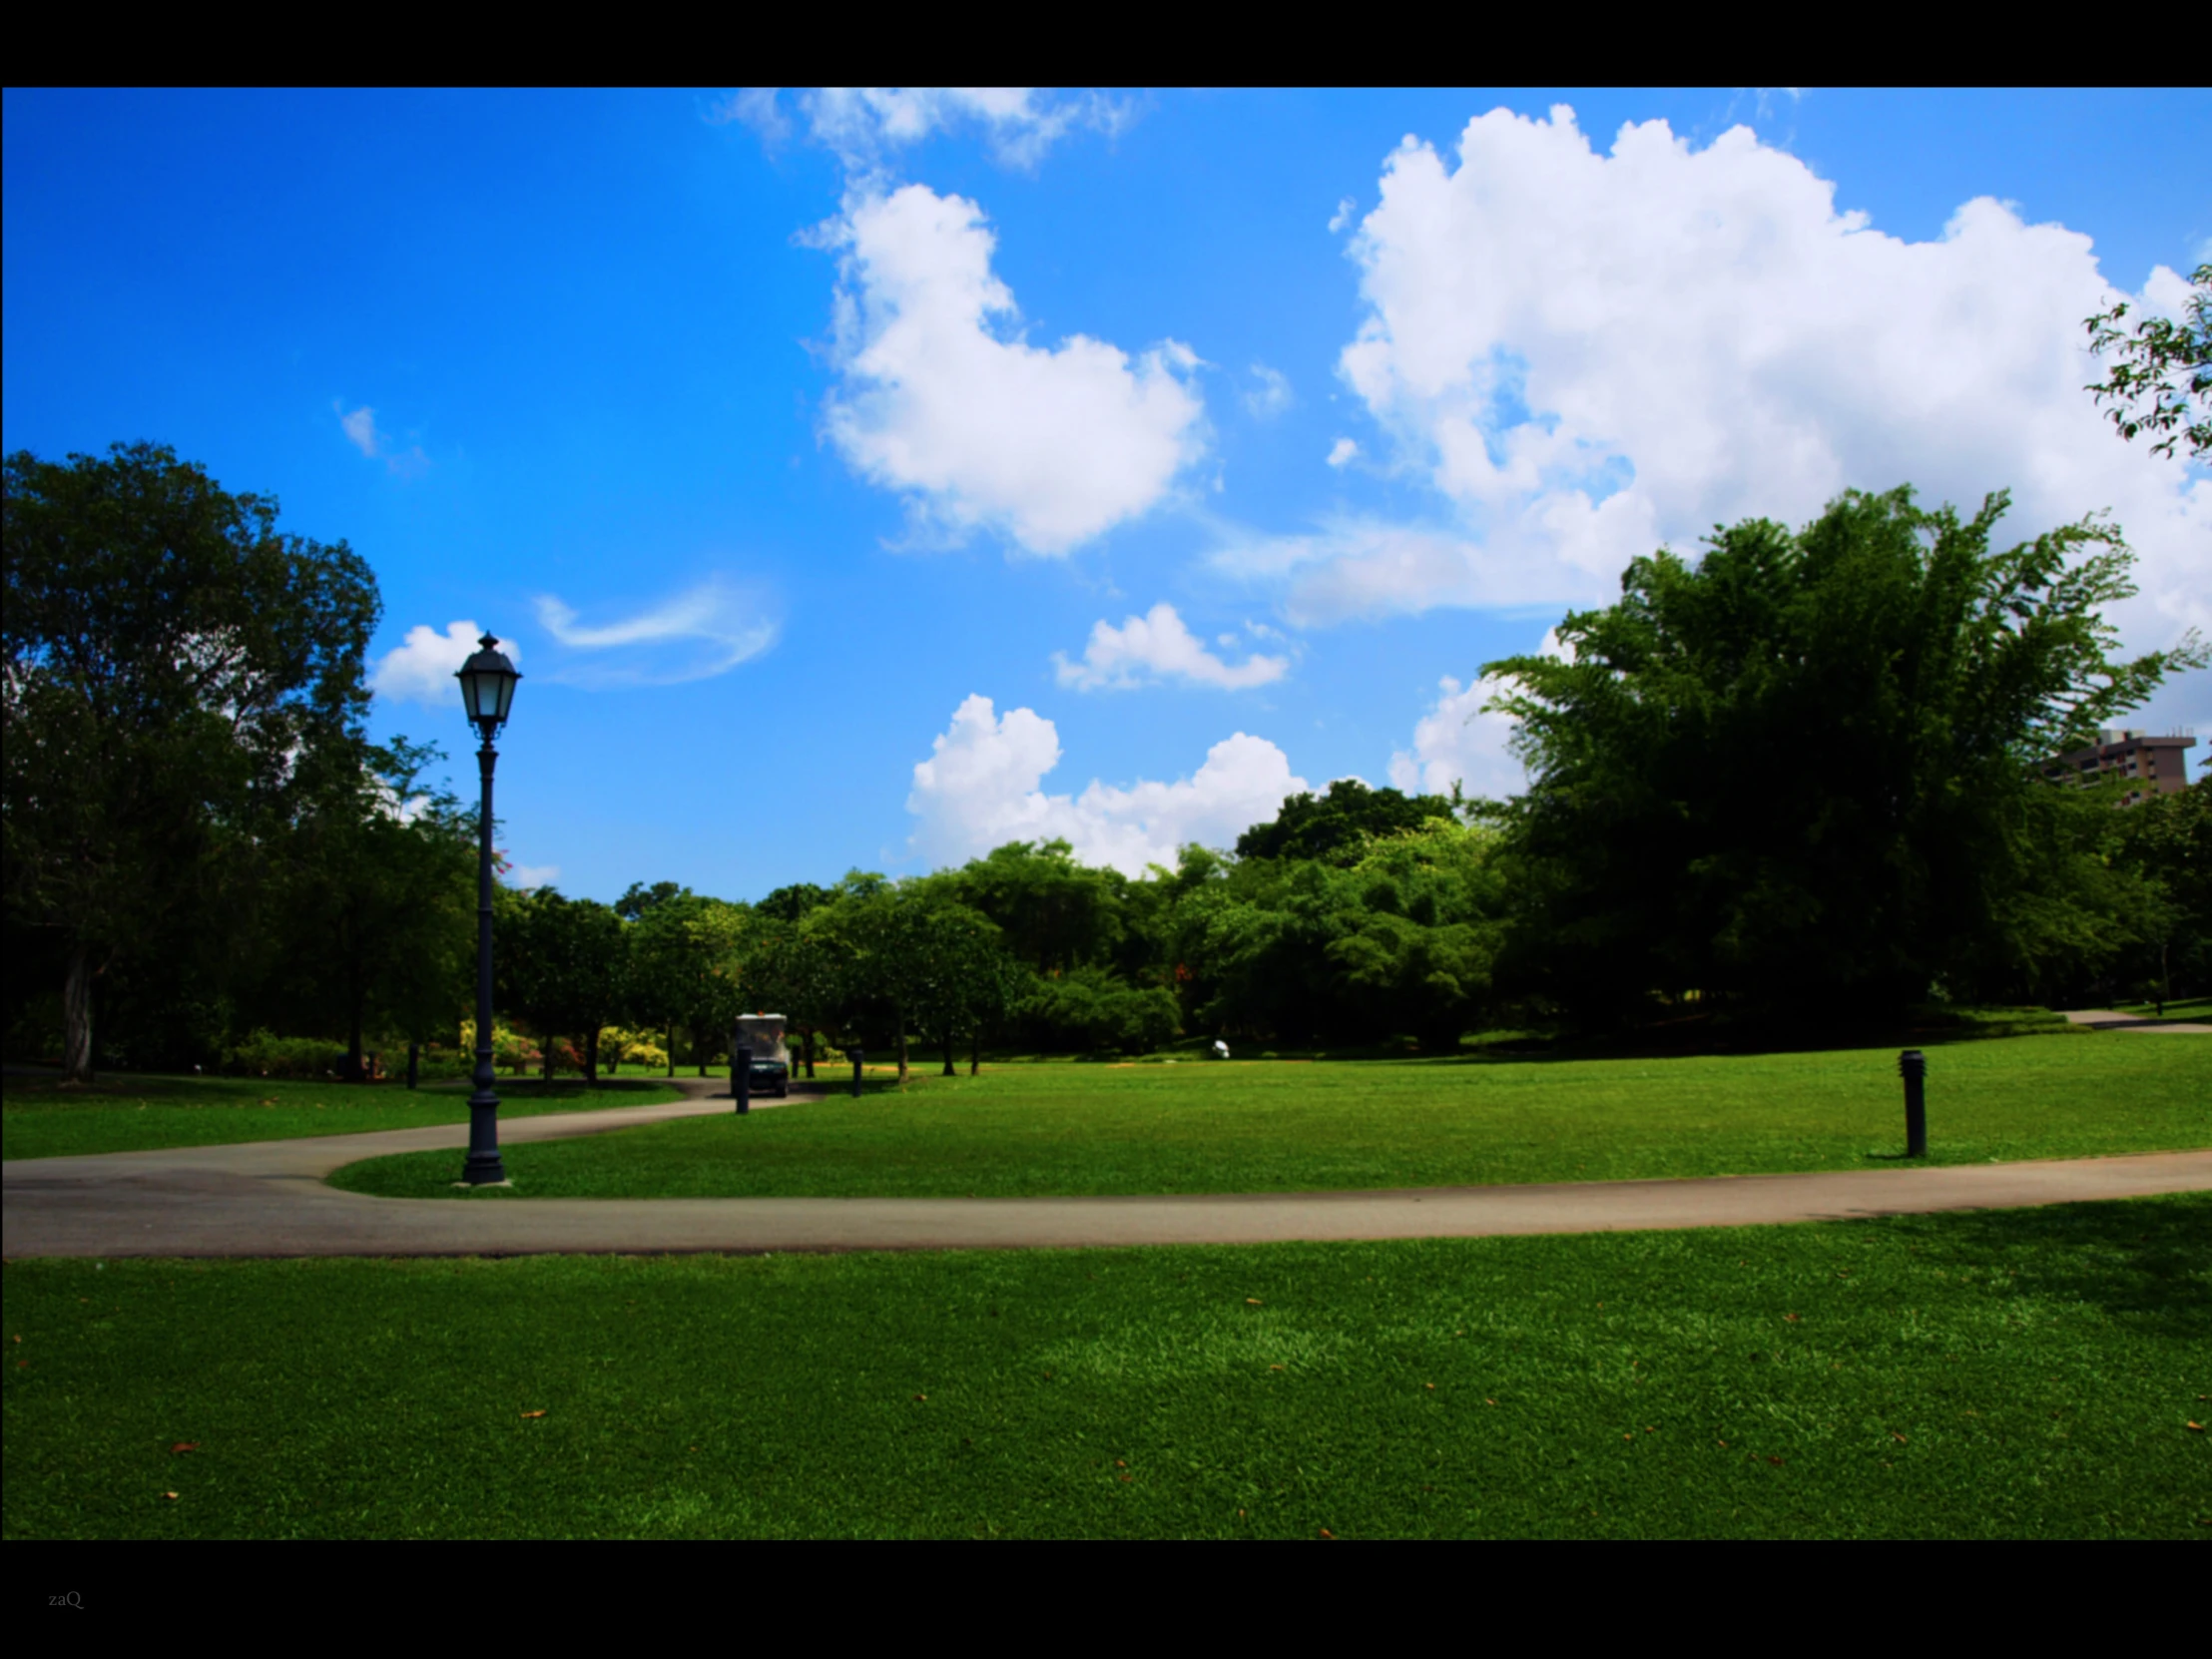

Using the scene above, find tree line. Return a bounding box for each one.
[6,445,2206,1084]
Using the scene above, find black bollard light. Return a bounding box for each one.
[1899,1049,1928,1157]
[850,1046,865,1099]
[733,1042,753,1116]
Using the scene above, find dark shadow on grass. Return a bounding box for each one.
[1891,1194,2212,1341]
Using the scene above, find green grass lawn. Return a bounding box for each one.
[331,1032,2211,1201]
[0,1073,682,1162]
[5,1195,2203,1538]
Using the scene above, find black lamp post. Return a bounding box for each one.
[456,633,521,1185]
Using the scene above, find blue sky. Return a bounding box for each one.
[6,88,2208,900]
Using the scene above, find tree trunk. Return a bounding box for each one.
[666,1023,675,1078]
[407,1042,419,1090]
[896,1012,909,1084]
[62,939,94,1085]
[584,1026,599,1085]
[942,1029,955,1077]
[970,1030,980,1076]
[803,1027,816,1079]
[697,1021,706,1077]
[543,1024,553,1081]
[347,996,366,1084]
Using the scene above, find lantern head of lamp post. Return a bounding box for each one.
[455,633,521,740]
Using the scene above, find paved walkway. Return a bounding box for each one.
[6,1077,2207,1258]
[2058,1008,2212,1033]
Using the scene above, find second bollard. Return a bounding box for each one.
[850,1046,865,1099]
[1899,1048,1927,1157]
[734,1043,752,1115]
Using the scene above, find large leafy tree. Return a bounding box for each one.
[1480,486,2205,1024]
[1175,822,1502,1050]
[3,442,378,1081]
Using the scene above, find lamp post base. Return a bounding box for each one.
[462,1098,507,1185]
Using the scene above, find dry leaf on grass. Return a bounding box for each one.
[912,1393,926,1402]
[1318,1527,1336,1539]
[520,1409,547,1419]
[1245,1298,1263,1306]
[2188,1421,2205,1432]
[1891,1430,1909,1443]
[1784,1314,1801,1323]
[170,1442,198,1454]
[162,1491,179,1500]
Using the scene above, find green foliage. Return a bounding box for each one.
[1016,966,1181,1055]
[1480,487,2207,1023]
[265,737,475,1076]
[2107,782,2212,1004]
[1176,822,1504,1048]
[1235,778,1458,862]
[499,887,629,1080]
[2083,261,2211,461]
[3,442,380,1079]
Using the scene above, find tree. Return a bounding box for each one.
[941,840,1129,975]
[272,738,474,1080]
[615,879,683,921]
[3,442,378,1081]
[2084,262,2211,461]
[1235,779,1457,862]
[2109,782,2212,1008]
[1480,486,2206,1025]
[501,888,629,1082]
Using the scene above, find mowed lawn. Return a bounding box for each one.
[1,1074,682,1162]
[5,1195,2204,1539]
[332,1033,2211,1201]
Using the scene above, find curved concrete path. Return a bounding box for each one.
[6,1077,2208,1258]
[2058,1008,2212,1033]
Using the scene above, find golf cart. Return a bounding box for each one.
[735,1013,790,1098]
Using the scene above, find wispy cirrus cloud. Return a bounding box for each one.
[532,579,779,687]
[333,400,428,478]
[717,87,1133,174]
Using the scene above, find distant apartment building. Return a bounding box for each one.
[2046,729,2197,807]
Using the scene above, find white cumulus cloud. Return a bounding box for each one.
[1053,603,1289,691]
[506,862,560,890]
[1298,105,2209,654]
[1326,437,1360,468]
[908,694,1307,874]
[1387,675,1524,801]
[370,621,518,708]
[533,579,777,687]
[822,184,1207,556]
